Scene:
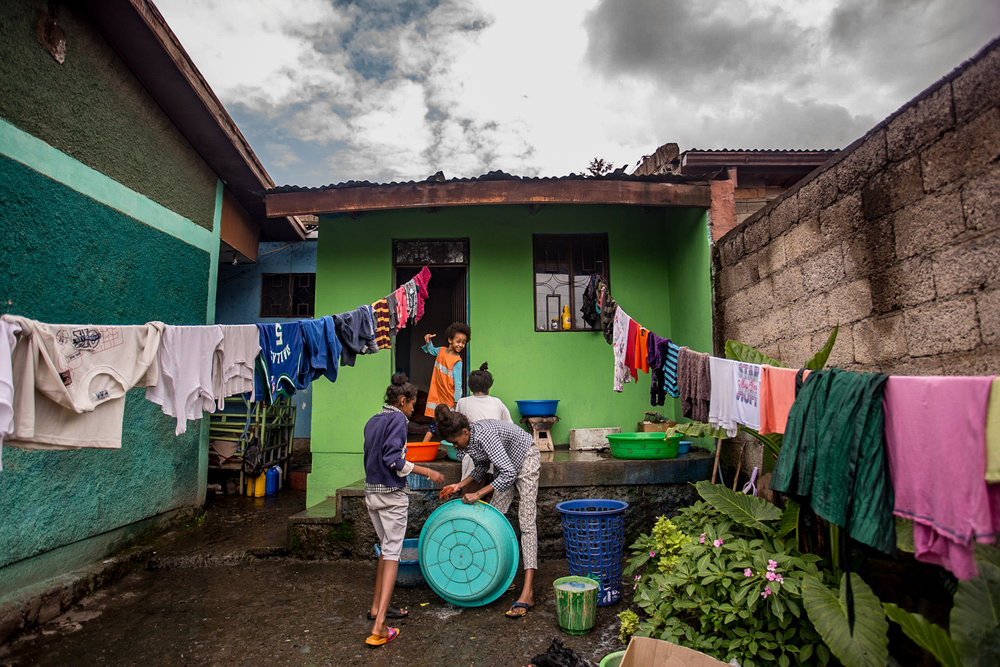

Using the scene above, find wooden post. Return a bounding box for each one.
[711,438,723,484]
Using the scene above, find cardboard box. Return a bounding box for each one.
[620,637,728,667]
[568,427,621,450]
[636,421,676,433]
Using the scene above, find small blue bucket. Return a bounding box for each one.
[374,538,424,587]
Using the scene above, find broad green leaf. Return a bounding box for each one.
[695,480,781,533]
[951,561,1000,664]
[894,517,915,554]
[725,340,785,367]
[802,573,888,667]
[805,324,839,370]
[883,603,961,667]
[741,425,783,459]
[672,421,728,440]
[776,500,800,541]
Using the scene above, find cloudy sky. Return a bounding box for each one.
[155,0,1000,187]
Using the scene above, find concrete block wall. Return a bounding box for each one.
[715,37,1000,379]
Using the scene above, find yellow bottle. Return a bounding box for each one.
[561,305,572,330]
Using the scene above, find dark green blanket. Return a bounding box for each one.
[771,368,895,554]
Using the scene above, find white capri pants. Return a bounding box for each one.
[365,489,409,561]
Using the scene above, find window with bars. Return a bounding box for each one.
[260,273,315,318]
[533,234,609,332]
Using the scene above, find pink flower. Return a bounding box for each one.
[650,551,656,557]
[713,539,723,548]
[699,533,706,544]
[767,559,778,571]
[766,572,776,581]
[743,568,753,578]
[633,583,638,590]
[761,586,772,599]
[776,574,784,583]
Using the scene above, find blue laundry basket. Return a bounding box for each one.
[556,499,628,606]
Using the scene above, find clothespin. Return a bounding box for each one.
[742,466,759,496]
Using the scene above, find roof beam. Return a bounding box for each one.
[265,180,711,217]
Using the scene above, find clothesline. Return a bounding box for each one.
[582,274,1000,581]
[0,267,433,471]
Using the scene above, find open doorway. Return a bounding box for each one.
[393,239,469,429]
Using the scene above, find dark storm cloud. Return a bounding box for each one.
[827,0,1000,96]
[584,0,810,83]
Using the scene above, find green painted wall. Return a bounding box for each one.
[0,0,218,229]
[0,154,209,591]
[308,204,713,506]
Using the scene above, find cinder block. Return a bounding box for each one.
[841,215,896,280]
[827,279,874,325]
[795,294,830,334]
[820,192,865,244]
[778,333,815,367]
[952,42,1000,124]
[771,265,805,306]
[936,347,1000,376]
[718,232,745,267]
[886,84,955,162]
[801,246,846,294]
[768,195,800,238]
[836,130,888,194]
[893,189,965,260]
[978,288,1000,346]
[861,157,925,220]
[814,326,854,368]
[760,307,792,344]
[783,215,823,265]
[904,297,980,357]
[961,165,1000,232]
[568,427,621,451]
[724,289,752,322]
[744,216,771,253]
[796,171,838,217]
[869,256,935,314]
[756,238,787,279]
[932,232,1000,297]
[852,314,907,364]
[921,107,1000,193]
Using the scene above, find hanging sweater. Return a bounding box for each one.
[678,347,711,423]
[771,369,894,554]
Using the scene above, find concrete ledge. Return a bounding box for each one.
[289,450,713,561]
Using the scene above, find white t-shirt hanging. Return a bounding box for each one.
[733,361,762,431]
[145,325,225,436]
[708,356,738,437]
[218,324,260,404]
[3,315,164,450]
[0,318,21,471]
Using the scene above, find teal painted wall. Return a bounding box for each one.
[0,155,210,591]
[0,0,218,229]
[307,204,713,506]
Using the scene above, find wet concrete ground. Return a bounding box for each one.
[0,490,629,666]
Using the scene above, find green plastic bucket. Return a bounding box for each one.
[553,575,599,635]
[599,650,626,667]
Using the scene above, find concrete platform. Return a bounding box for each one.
[289,447,713,560]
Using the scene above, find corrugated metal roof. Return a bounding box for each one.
[267,169,706,194]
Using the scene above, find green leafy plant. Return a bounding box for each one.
[617,609,640,645]
[883,560,1000,667]
[802,573,889,667]
[626,492,828,667]
[624,516,691,579]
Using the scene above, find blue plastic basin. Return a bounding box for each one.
[419,500,519,607]
[442,440,460,461]
[374,537,424,587]
[516,400,559,417]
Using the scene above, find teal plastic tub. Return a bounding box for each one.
[442,440,460,461]
[419,500,519,607]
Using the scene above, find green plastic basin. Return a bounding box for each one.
[606,432,681,459]
[419,500,519,607]
[599,650,626,667]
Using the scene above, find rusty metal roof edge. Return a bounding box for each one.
[266,170,709,195]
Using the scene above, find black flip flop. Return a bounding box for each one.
[505,601,532,618]
[367,606,408,620]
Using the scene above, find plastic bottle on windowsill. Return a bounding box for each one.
[561,305,572,330]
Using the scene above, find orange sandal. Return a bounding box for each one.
[365,627,399,647]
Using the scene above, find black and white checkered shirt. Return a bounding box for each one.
[466,420,535,493]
